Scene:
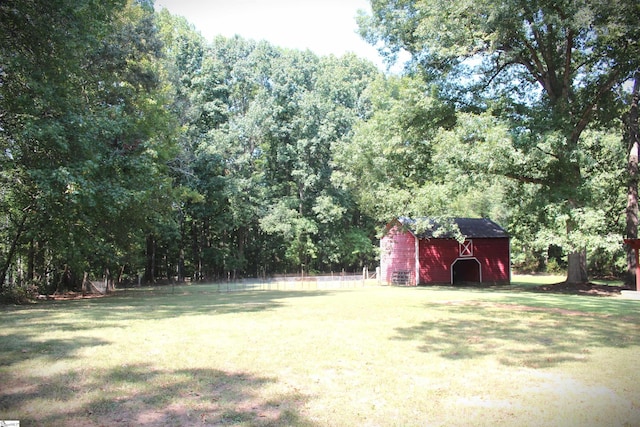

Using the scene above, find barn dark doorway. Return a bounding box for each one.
[451,258,481,285]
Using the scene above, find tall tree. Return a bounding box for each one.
[155,18,381,278]
[360,0,640,283]
[1,0,126,290]
[336,75,457,221]
[259,51,380,272]
[0,0,175,292]
[338,73,511,246]
[626,73,640,288]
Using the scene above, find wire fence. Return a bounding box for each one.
[84,269,382,295]
[209,271,379,292]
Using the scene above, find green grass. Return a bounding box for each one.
[1,275,639,426]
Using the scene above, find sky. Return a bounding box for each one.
[154,0,390,70]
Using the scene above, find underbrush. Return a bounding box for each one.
[0,283,39,304]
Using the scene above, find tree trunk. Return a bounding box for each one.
[192,222,201,282]
[27,239,35,282]
[565,210,589,284]
[82,271,89,295]
[117,265,125,287]
[626,72,640,289]
[566,249,588,284]
[178,246,185,282]
[144,233,156,284]
[178,210,185,282]
[0,213,28,290]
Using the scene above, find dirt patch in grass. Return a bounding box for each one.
[37,292,108,301]
[533,282,629,296]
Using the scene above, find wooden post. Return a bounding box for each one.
[635,246,640,292]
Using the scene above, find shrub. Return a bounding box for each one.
[0,283,39,304]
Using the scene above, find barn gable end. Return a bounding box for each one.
[381,218,510,286]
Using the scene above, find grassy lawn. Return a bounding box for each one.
[1,275,639,426]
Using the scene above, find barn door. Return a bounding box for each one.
[451,258,481,284]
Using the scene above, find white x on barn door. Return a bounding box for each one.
[459,239,473,257]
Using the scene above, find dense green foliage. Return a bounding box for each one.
[1,0,175,296]
[1,0,637,298]
[360,0,639,282]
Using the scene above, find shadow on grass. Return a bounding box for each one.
[416,282,640,316]
[0,363,316,426]
[0,288,326,425]
[80,288,334,326]
[495,292,640,317]
[0,288,334,372]
[0,287,333,331]
[0,333,110,367]
[392,299,640,368]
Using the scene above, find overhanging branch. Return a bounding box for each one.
[504,172,548,186]
[570,68,621,144]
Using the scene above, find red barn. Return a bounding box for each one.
[380,217,510,286]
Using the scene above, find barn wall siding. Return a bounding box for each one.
[418,240,458,284]
[474,239,510,283]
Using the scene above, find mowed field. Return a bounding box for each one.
[1,276,639,426]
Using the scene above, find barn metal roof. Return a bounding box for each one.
[397,217,509,239]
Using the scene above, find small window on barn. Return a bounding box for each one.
[459,239,473,257]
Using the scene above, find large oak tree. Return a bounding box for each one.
[360,0,639,283]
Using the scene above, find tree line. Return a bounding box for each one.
[1,0,638,300]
